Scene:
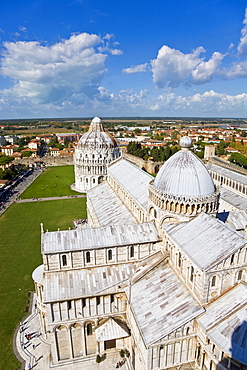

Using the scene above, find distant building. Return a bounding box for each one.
[1,145,16,156]
[28,139,40,150]
[204,145,216,160]
[49,148,60,157]
[56,133,81,143]
[0,136,6,147]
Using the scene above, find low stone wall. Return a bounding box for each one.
[122,152,164,174]
[209,156,247,175]
[15,155,74,167]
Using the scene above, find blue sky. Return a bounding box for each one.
[0,0,247,119]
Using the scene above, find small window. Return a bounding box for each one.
[86,251,91,263]
[190,266,194,283]
[211,275,216,287]
[86,323,92,336]
[237,270,243,281]
[108,249,112,260]
[178,252,182,268]
[230,254,234,264]
[62,255,67,266]
[67,300,72,310]
[110,294,114,304]
[82,298,86,308]
[130,246,134,258]
[96,296,100,306]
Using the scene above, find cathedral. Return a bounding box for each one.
[32,119,247,370]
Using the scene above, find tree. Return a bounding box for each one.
[0,155,14,166]
[216,140,228,156]
[22,151,32,157]
[229,152,247,168]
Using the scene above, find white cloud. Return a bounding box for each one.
[191,52,225,84]
[18,26,27,32]
[237,7,247,56]
[150,45,225,87]
[0,33,110,103]
[122,63,148,74]
[151,45,205,87]
[221,60,247,79]
[148,90,247,115]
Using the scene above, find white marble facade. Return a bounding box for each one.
[72,116,121,192]
[33,137,247,370]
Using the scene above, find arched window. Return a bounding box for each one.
[190,266,194,282]
[93,178,95,184]
[130,246,134,258]
[108,249,112,260]
[86,251,91,263]
[178,252,182,268]
[62,255,67,266]
[211,275,216,287]
[86,323,92,335]
[237,270,243,281]
[230,254,235,264]
[153,209,157,218]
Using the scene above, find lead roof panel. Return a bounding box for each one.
[162,213,245,271]
[87,182,137,227]
[108,158,153,210]
[130,261,204,346]
[42,222,159,253]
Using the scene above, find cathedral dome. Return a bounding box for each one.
[153,136,215,198]
[77,116,118,150]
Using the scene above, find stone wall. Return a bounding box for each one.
[15,155,74,167]
[122,152,163,174]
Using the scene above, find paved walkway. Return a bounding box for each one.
[17,194,86,203]
[0,169,44,216]
[15,295,130,370]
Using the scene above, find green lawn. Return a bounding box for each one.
[0,166,87,368]
[20,165,81,199]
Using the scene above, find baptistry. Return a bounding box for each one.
[72,116,121,192]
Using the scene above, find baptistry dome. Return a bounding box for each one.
[153,136,215,198]
[77,116,118,150]
[72,117,121,193]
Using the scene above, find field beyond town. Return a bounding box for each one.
[0,166,87,369]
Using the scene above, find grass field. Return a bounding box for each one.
[0,166,87,368]
[21,165,80,199]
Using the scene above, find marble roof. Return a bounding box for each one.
[108,158,153,210]
[95,317,130,342]
[44,262,137,302]
[162,213,246,271]
[207,163,247,185]
[220,188,247,211]
[42,222,159,254]
[129,260,204,346]
[197,284,247,365]
[87,182,136,227]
